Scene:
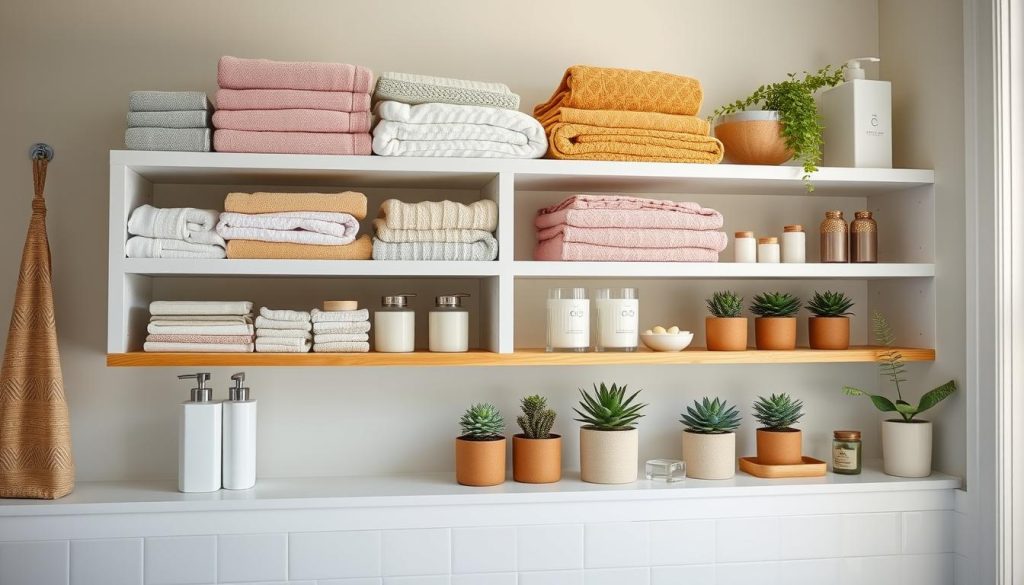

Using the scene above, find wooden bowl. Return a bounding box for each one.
[714,111,794,165]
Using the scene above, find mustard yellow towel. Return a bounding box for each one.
[534,65,704,125]
[226,234,372,260]
[224,191,368,220]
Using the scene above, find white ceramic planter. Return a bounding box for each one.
[681,430,736,480]
[881,419,933,477]
[579,427,638,484]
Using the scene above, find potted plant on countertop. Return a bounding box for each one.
[680,397,742,480]
[806,290,855,350]
[574,382,647,484]
[513,394,561,484]
[752,393,805,465]
[750,292,801,350]
[705,291,747,351]
[455,403,506,486]
[842,312,957,478]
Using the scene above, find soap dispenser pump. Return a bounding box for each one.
[223,372,257,490]
[820,57,892,168]
[177,372,222,493]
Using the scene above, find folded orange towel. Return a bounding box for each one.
[224,192,368,220]
[226,234,372,260]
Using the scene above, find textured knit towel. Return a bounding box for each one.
[218,56,373,92]
[127,111,210,129]
[535,238,720,262]
[146,323,255,336]
[372,238,498,261]
[213,129,371,155]
[259,307,311,322]
[144,341,254,353]
[255,329,312,340]
[537,224,728,251]
[125,236,225,259]
[373,72,520,109]
[125,128,211,152]
[216,211,360,246]
[313,341,370,353]
[150,300,253,316]
[255,340,312,353]
[212,109,372,133]
[128,205,224,247]
[536,196,724,231]
[215,88,371,112]
[224,191,367,219]
[129,91,211,112]
[254,336,309,347]
[225,235,373,260]
[145,334,254,344]
[311,320,371,334]
[254,316,313,331]
[313,333,369,343]
[372,219,493,244]
[150,315,252,323]
[311,308,370,323]
[379,199,498,231]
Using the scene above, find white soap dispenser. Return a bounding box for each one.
[177,372,222,493]
[820,57,892,168]
[223,372,257,490]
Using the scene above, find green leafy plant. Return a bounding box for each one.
[752,393,805,430]
[806,290,855,317]
[517,394,557,439]
[574,382,647,431]
[709,64,846,190]
[706,290,744,318]
[750,292,801,318]
[459,403,505,440]
[843,312,956,422]
[680,397,741,434]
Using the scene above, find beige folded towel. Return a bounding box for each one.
[144,341,254,352]
[311,308,370,323]
[259,307,311,322]
[255,316,313,331]
[255,339,312,353]
[379,199,497,231]
[226,234,372,260]
[372,219,494,244]
[225,191,368,220]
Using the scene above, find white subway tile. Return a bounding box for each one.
[715,517,780,562]
[955,554,969,585]
[71,538,142,585]
[451,573,516,585]
[776,559,840,584]
[839,556,901,585]
[778,515,841,560]
[519,569,583,585]
[319,579,383,585]
[217,533,287,583]
[583,567,649,585]
[650,564,715,585]
[451,527,515,574]
[584,522,650,568]
[954,512,969,557]
[144,536,215,585]
[382,577,449,585]
[518,524,584,571]
[902,511,955,554]
[0,540,69,585]
[839,513,901,557]
[716,561,779,585]
[289,531,380,580]
[900,553,955,585]
[381,529,450,577]
[649,519,715,566]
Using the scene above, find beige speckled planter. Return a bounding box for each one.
[714,111,794,165]
[580,427,638,484]
[681,430,736,480]
[882,420,932,478]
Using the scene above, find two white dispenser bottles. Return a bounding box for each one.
[178,372,221,493]
[223,372,257,490]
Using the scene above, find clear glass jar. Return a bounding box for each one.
[594,288,638,352]
[546,288,589,352]
[832,430,862,475]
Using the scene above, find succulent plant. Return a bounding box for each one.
[679,397,741,434]
[806,291,855,317]
[517,394,556,439]
[459,403,505,440]
[752,393,805,430]
[574,382,647,431]
[750,292,801,318]
[706,291,744,318]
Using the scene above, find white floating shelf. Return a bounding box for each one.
[119,258,501,278]
[512,261,934,279]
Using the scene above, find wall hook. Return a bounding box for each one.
[29,143,54,162]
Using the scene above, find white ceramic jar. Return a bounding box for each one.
[428,293,469,352]
[781,225,806,263]
[757,237,781,263]
[734,231,757,263]
[374,294,416,353]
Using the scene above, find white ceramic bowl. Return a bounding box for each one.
[640,332,694,352]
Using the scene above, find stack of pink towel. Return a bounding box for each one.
[213,56,373,155]
[534,194,728,262]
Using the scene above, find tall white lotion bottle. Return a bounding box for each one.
[178,373,222,493]
[223,372,257,490]
[820,57,893,168]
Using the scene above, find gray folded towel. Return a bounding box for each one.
[125,128,211,152]
[373,72,520,110]
[129,91,211,112]
[127,111,210,129]
[371,237,498,261]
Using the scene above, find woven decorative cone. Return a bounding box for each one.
[0,155,74,499]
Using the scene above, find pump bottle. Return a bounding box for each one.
[178,372,221,493]
[222,372,257,490]
[820,57,893,168]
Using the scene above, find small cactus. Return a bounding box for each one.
[517,394,557,439]
[459,403,505,440]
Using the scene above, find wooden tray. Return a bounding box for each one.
[738,456,827,478]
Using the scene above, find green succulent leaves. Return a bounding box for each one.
[806,290,855,317]
[706,291,744,318]
[750,292,801,318]
[680,397,741,434]
[459,403,505,440]
[752,393,805,430]
[517,394,557,439]
[574,382,647,431]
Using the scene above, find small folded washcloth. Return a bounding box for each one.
[217,211,360,246]
[224,191,367,219]
[379,199,497,231]
[313,341,370,353]
[127,111,210,129]
[311,308,370,323]
[125,128,211,152]
[128,205,225,247]
[213,129,371,155]
[150,315,252,323]
[144,341,254,353]
[372,219,493,244]
[254,316,313,331]
[126,236,225,259]
[313,333,369,343]
[150,300,253,316]
[259,307,311,322]
[147,323,255,336]
[145,334,254,344]
[226,235,373,260]
[373,72,520,110]
[372,238,498,261]
[312,321,371,335]
[256,340,312,353]
[218,56,374,93]
[254,336,309,348]
[129,91,211,112]
[213,109,372,133]
[215,88,371,112]
[255,329,312,340]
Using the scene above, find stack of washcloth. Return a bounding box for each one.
[534,194,728,262]
[255,307,312,353]
[125,204,226,259]
[372,199,499,261]
[213,56,373,155]
[144,301,254,352]
[533,66,724,163]
[218,191,372,260]
[126,91,212,152]
[311,308,370,353]
[371,72,546,158]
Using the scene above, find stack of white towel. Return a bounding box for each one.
[371,199,499,261]
[254,307,313,353]
[311,308,371,353]
[144,301,254,352]
[126,205,226,259]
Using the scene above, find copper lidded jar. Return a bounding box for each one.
[820,210,849,263]
[850,210,878,263]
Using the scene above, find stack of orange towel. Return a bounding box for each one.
[533,66,724,164]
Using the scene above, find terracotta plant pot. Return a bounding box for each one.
[882,420,933,477]
[705,317,748,351]
[512,434,562,484]
[455,436,506,486]
[714,111,794,165]
[808,316,850,350]
[754,317,797,350]
[580,427,638,484]
[755,428,803,465]
[681,430,736,480]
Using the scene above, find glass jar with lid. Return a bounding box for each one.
[832,430,862,475]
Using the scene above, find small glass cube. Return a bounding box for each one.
[645,458,686,482]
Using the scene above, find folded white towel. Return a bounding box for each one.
[150,301,253,316]
[313,341,370,353]
[313,333,369,343]
[311,321,372,334]
[128,205,225,247]
[311,308,370,323]
[144,341,254,353]
[254,336,309,348]
[217,211,359,245]
[126,236,226,259]
[147,323,255,336]
[259,307,311,322]
[378,198,498,231]
[150,319,252,328]
[255,329,312,340]
[254,316,313,331]
[148,314,252,323]
[255,340,312,353]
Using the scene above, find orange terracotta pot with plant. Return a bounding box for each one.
[513,394,561,484]
[752,393,805,465]
[705,291,748,351]
[751,292,800,350]
[455,403,506,486]
[806,290,854,350]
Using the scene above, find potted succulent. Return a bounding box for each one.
[806,290,855,350]
[680,397,741,479]
[752,393,805,465]
[750,292,801,350]
[705,291,747,351]
[843,312,957,477]
[709,64,846,190]
[513,394,561,484]
[574,382,647,484]
[455,403,506,486]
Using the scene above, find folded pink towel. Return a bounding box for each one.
[536,195,723,231]
[541,194,718,214]
[219,56,373,92]
[535,236,720,262]
[214,130,372,155]
[213,110,372,133]
[145,334,254,344]
[216,89,371,112]
[537,224,728,251]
